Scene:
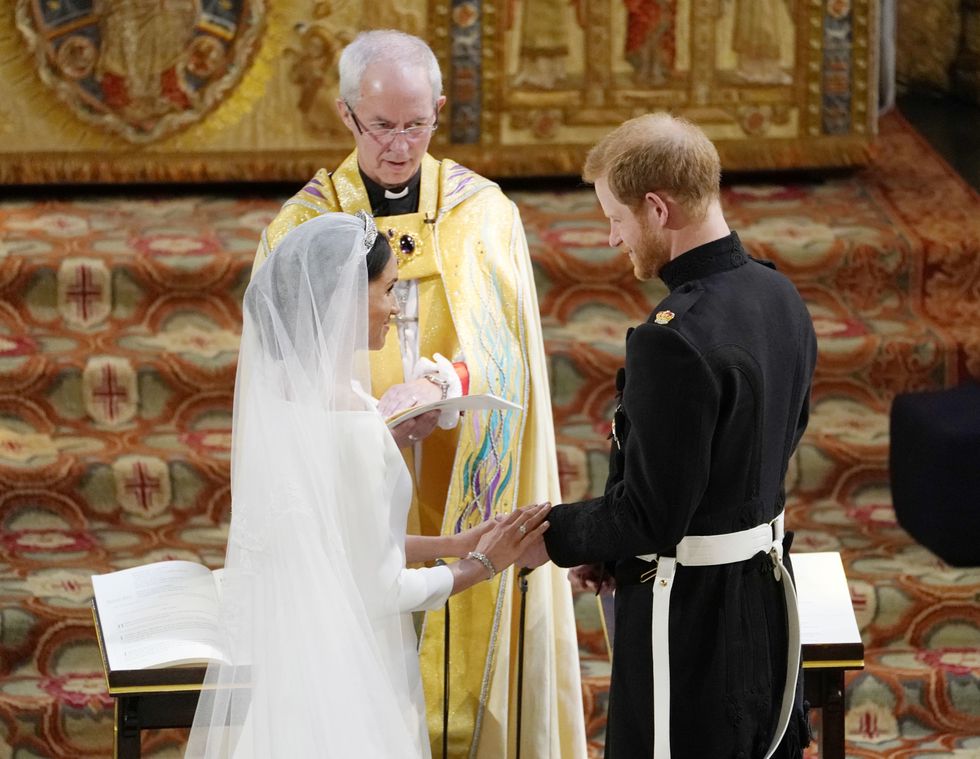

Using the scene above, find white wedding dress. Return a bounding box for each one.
[186,213,452,758]
[336,409,453,759]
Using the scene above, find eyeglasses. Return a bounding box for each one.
[344,101,438,146]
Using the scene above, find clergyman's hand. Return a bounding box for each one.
[390,410,440,449]
[378,378,442,418]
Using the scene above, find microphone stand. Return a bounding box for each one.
[515,566,533,759]
[435,559,450,759]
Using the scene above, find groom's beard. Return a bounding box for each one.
[631,220,671,281]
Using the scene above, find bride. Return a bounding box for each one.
[185,212,550,758]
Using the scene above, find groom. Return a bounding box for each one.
[522,113,816,759]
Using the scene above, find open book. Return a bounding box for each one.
[385,392,522,429]
[91,560,227,672]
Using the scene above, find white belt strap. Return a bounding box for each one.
[637,512,801,759]
[651,556,675,759]
[767,544,801,759]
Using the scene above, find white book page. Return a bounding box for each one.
[212,567,225,600]
[92,560,229,671]
[385,392,522,429]
[793,552,862,647]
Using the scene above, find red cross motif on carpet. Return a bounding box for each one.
[94,367,125,418]
[113,455,171,518]
[67,267,99,320]
[126,463,160,510]
[58,259,110,327]
[83,357,137,426]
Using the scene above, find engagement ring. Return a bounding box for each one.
[518,524,527,536]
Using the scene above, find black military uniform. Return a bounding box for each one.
[545,232,817,758]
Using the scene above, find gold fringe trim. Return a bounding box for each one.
[0,135,876,185]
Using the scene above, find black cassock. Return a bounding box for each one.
[545,232,817,759]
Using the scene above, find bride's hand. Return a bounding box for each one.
[454,519,496,558]
[474,503,551,574]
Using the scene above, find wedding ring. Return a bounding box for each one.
[408,433,419,442]
[518,523,527,536]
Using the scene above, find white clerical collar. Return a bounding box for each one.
[384,186,410,200]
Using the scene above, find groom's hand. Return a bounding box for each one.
[517,536,550,570]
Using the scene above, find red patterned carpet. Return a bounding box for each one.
[1,113,978,757]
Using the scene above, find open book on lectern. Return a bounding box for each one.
[91,560,228,671]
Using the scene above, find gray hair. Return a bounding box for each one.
[338,30,443,108]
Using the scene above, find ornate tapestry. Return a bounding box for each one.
[1,0,878,182]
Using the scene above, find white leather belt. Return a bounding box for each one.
[636,511,801,759]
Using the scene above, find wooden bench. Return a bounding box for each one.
[95,551,863,759]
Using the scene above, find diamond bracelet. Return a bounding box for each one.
[466,551,497,581]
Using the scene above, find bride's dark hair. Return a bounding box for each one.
[366,234,393,281]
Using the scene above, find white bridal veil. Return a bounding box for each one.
[186,213,422,758]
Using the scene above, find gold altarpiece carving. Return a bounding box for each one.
[1,0,877,183]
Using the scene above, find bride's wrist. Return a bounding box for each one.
[466,551,497,581]
[446,533,467,559]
